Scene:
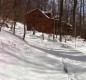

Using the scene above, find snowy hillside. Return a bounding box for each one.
[0,23,86,80]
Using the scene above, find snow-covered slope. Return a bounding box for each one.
[0,23,86,80]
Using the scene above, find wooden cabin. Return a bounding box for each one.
[26,9,72,35]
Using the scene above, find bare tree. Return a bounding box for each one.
[12,0,17,34]
[23,0,31,40]
[59,0,63,42]
[82,0,85,38]
[79,0,82,36]
[52,0,56,40]
[72,0,77,37]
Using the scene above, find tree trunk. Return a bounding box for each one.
[72,0,77,37]
[59,0,63,42]
[82,0,85,38]
[23,0,31,40]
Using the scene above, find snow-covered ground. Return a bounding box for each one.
[0,22,86,80]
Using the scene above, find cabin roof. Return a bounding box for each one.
[27,9,50,19]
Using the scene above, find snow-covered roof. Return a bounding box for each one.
[43,10,52,13]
